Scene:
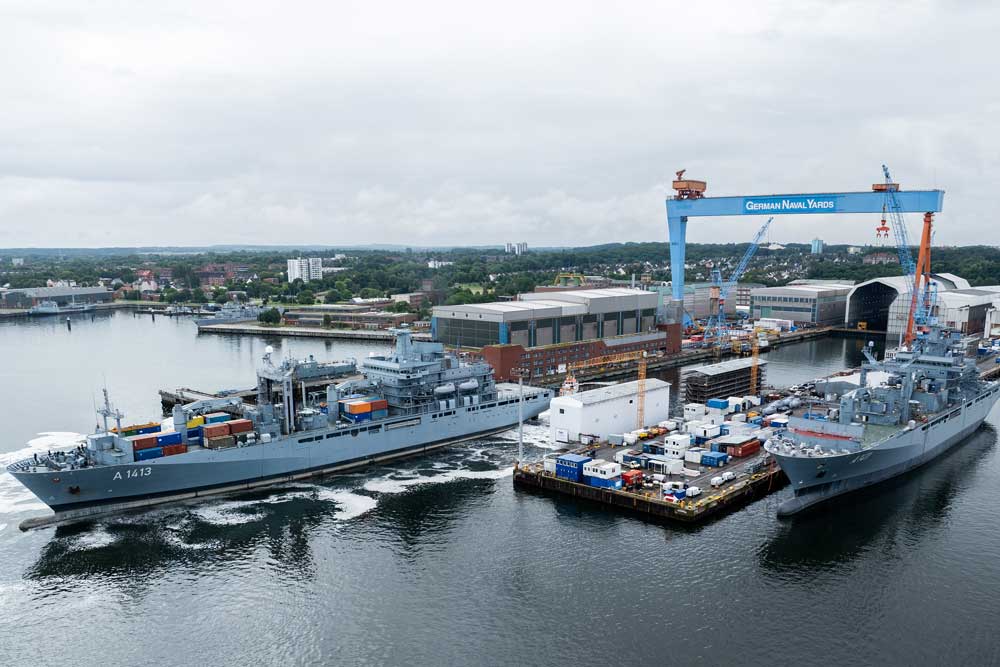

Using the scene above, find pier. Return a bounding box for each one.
[514,452,787,525]
[196,321,433,342]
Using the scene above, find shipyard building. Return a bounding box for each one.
[432,288,681,381]
[0,286,112,309]
[845,274,1000,337]
[749,281,854,326]
[433,288,660,348]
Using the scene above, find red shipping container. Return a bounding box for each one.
[621,470,643,486]
[162,444,188,456]
[203,423,231,438]
[730,441,761,458]
[368,399,388,411]
[131,434,160,451]
[227,419,253,434]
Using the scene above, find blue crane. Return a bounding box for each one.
[705,216,774,345]
[879,164,936,338]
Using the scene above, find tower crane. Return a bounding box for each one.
[705,216,774,347]
[561,350,649,429]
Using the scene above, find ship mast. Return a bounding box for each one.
[96,387,124,434]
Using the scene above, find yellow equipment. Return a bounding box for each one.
[749,335,760,394]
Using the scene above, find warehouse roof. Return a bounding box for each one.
[685,357,768,377]
[553,378,670,406]
[6,286,111,298]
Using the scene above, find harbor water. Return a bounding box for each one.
[1,312,998,665]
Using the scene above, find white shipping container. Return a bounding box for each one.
[744,395,762,407]
[665,459,685,475]
[684,403,707,419]
[731,413,747,423]
[703,425,722,438]
[667,433,693,447]
[664,444,688,459]
[682,468,701,478]
[685,448,705,464]
[543,458,557,474]
[706,414,727,426]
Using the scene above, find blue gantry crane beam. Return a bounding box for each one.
[665,170,945,326]
[705,216,773,344]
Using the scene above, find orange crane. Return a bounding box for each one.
[561,351,649,429]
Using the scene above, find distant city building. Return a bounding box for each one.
[863,252,899,266]
[810,238,825,254]
[847,246,863,254]
[46,279,77,288]
[11,257,24,267]
[504,242,528,255]
[427,259,453,269]
[287,257,323,283]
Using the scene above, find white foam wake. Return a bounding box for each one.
[0,432,85,518]
[363,466,514,494]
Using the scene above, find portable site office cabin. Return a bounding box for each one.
[550,378,671,444]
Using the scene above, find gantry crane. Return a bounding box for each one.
[561,350,649,429]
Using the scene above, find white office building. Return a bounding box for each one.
[287,257,323,283]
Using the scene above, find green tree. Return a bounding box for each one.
[322,314,332,328]
[258,307,282,325]
[297,290,315,305]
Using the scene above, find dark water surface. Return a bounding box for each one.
[2,313,998,666]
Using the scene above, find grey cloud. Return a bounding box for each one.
[0,0,997,247]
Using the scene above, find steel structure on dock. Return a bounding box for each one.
[665,170,945,324]
[682,358,767,404]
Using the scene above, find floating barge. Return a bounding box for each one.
[513,450,787,524]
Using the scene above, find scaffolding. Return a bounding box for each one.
[682,358,767,404]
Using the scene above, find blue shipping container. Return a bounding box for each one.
[555,465,582,483]
[206,413,231,424]
[157,431,182,446]
[371,409,388,420]
[588,476,623,489]
[135,447,164,462]
[187,427,202,439]
[719,425,730,436]
[700,452,729,467]
[344,411,372,423]
[136,425,161,435]
[706,398,729,409]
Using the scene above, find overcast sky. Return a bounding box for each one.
[1,0,997,249]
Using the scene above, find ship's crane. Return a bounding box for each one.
[561,350,649,429]
[705,216,774,347]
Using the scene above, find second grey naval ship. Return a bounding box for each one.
[765,321,999,516]
[8,329,552,524]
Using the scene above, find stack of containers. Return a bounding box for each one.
[664,433,692,459]
[130,433,161,461]
[368,398,389,421]
[162,444,188,456]
[555,454,591,482]
[340,399,376,423]
[684,403,707,420]
[728,440,760,458]
[583,460,623,489]
[203,422,233,449]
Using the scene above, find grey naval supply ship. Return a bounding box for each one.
[8,329,552,526]
[764,321,1000,516]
